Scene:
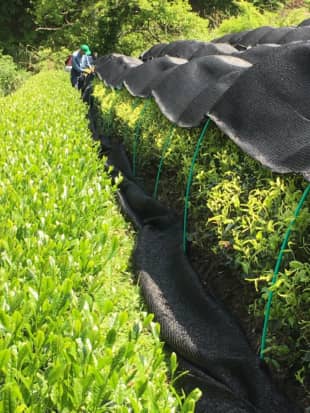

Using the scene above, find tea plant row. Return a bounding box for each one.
[0,71,200,412]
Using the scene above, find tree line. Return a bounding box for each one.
[0,0,286,61]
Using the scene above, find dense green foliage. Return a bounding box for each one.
[93,83,310,401]
[1,0,306,64]
[0,51,29,96]
[0,71,200,412]
[95,0,210,56]
[190,0,286,24]
[0,0,34,53]
[0,0,210,60]
[211,1,309,38]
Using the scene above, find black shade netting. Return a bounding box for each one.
[139,43,169,60]
[87,116,302,412]
[209,42,310,180]
[298,18,310,27]
[134,219,301,413]
[123,56,187,98]
[95,53,142,88]
[140,40,237,61]
[95,40,310,179]
[150,55,252,127]
[212,23,310,48]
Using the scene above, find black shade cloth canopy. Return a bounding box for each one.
[212,23,310,48]
[151,55,252,127]
[141,40,237,60]
[298,17,310,27]
[95,53,142,88]
[209,42,310,180]
[95,21,310,180]
[124,55,187,98]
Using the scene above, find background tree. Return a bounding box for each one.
[0,0,296,66]
[190,0,289,26]
[96,0,210,56]
[0,0,35,55]
[14,0,210,58]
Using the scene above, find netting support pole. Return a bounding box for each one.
[183,118,211,253]
[260,183,310,359]
[153,126,175,199]
[133,99,150,177]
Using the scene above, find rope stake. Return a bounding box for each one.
[260,183,310,359]
[183,118,211,252]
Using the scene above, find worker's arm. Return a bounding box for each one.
[71,54,82,73]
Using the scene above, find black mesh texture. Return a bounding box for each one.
[141,40,237,60]
[87,114,302,412]
[209,42,310,179]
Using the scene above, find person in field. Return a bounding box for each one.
[70,44,92,88]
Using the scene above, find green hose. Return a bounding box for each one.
[153,126,175,199]
[260,183,310,359]
[133,99,150,177]
[183,119,211,253]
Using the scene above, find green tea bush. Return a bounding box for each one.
[93,83,310,399]
[30,47,72,72]
[0,71,200,412]
[212,1,274,36]
[191,0,284,18]
[0,51,28,96]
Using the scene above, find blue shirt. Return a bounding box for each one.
[71,50,83,73]
[81,54,93,70]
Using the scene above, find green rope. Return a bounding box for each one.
[183,118,211,253]
[153,126,175,199]
[133,99,150,176]
[260,183,310,359]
